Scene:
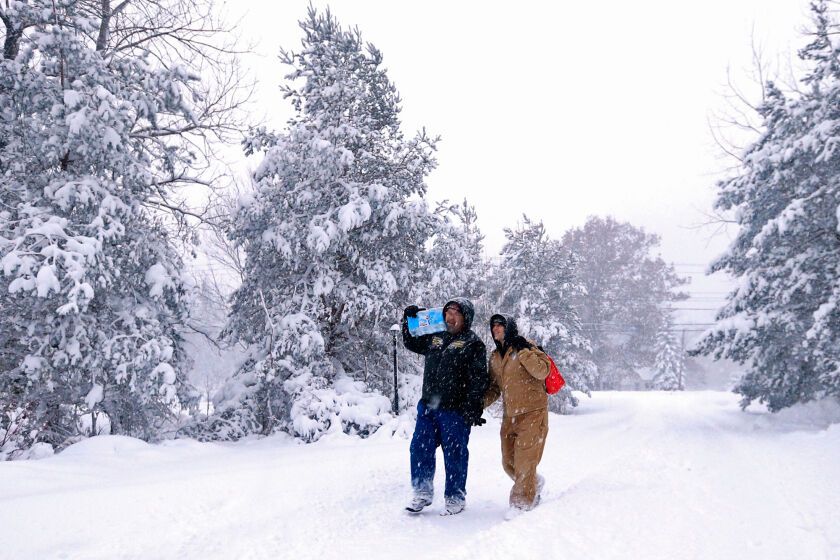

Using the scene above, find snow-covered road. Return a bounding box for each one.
[2,391,839,560]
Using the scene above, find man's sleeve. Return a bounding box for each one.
[401,317,432,355]
[466,340,490,411]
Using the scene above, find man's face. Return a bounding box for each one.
[445,305,465,334]
[492,323,505,342]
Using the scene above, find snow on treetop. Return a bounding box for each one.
[35,265,60,298]
[85,384,104,410]
[337,198,372,231]
[153,363,177,385]
[144,263,173,298]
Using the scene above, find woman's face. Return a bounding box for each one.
[492,323,505,342]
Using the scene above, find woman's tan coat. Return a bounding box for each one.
[485,345,551,416]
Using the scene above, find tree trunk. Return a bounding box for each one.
[96,0,111,52]
[2,16,22,60]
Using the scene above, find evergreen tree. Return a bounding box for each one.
[491,216,596,411]
[0,0,228,454]
[652,319,685,391]
[694,0,840,411]
[216,8,438,441]
[422,199,487,305]
[562,216,688,389]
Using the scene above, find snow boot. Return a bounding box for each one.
[405,495,432,514]
[440,497,465,516]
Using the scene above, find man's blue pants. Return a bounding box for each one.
[410,401,472,502]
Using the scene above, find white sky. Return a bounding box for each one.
[225,0,814,329]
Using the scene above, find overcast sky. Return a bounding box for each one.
[225,0,814,328]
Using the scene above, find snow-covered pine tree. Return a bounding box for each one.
[562,216,688,389]
[0,0,234,456]
[216,8,438,441]
[694,0,840,411]
[491,216,596,411]
[652,319,685,391]
[422,199,487,306]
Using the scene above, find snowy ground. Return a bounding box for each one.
[2,391,839,560]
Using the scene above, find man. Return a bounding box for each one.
[484,313,551,519]
[402,297,488,516]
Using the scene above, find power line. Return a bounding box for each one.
[580,322,717,327]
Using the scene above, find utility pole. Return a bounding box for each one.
[679,329,687,390]
[390,323,401,414]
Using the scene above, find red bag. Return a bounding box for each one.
[545,355,565,394]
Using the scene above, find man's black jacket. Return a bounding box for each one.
[402,318,488,420]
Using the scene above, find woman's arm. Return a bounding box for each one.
[484,354,502,408]
[518,346,550,381]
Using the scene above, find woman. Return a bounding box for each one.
[484,313,551,517]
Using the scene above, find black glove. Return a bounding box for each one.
[464,407,486,427]
[403,305,424,319]
[509,335,532,352]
